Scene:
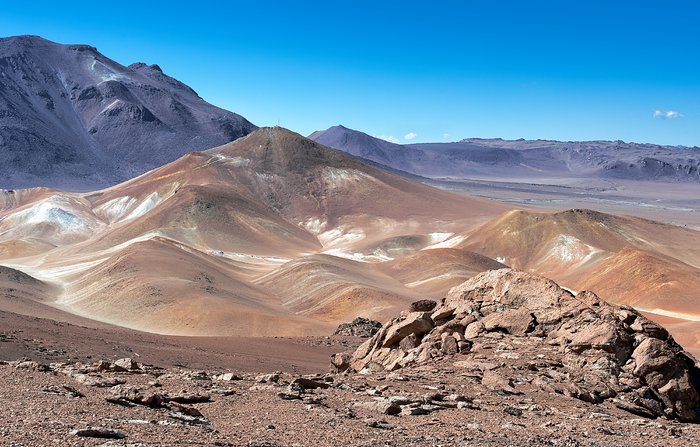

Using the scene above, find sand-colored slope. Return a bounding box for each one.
[460,209,700,276]
[63,237,326,336]
[0,239,56,260]
[379,248,506,297]
[456,208,700,350]
[0,265,53,304]
[255,254,421,323]
[83,183,321,257]
[571,247,700,316]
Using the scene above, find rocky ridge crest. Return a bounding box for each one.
[338,269,700,422]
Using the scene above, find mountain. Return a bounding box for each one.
[309,125,418,171]
[450,208,700,351]
[310,125,700,182]
[0,35,256,190]
[0,127,508,336]
[2,126,700,358]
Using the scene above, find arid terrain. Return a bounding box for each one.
[2,269,700,446]
[1,123,699,445]
[0,5,697,442]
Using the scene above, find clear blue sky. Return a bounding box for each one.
[1,1,698,145]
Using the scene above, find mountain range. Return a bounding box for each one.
[0,35,255,190]
[1,126,699,357]
[1,35,700,357]
[310,125,700,182]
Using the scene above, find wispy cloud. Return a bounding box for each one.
[654,110,683,119]
[404,132,418,140]
[442,133,450,140]
[376,135,400,144]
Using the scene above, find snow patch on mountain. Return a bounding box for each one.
[95,196,137,222]
[5,195,95,231]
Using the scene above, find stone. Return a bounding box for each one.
[217,373,242,381]
[453,360,498,371]
[334,317,383,337]
[333,269,700,422]
[73,374,126,388]
[431,306,454,321]
[170,402,203,417]
[382,312,434,348]
[567,322,632,364]
[463,321,485,339]
[167,393,211,404]
[255,373,280,383]
[112,358,140,372]
[42,385,85,398]
[330,353,351,372]
[352,399,401,415]
[504,406,523,417]
[612,399,657,419]
[410,299,437,312]
[440,334,460,355]
[482,309,537,335]
[291,377,330,389]
[482,371,519,394]
[71,428,126,439]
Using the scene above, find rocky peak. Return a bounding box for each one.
[339,268,700,422]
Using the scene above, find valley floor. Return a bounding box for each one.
[431,177,700,229]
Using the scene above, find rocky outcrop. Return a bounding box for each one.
[333,317,383,337]
[341,269,700,422]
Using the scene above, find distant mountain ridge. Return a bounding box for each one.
[0,35,256,190]
[311,125,700,182]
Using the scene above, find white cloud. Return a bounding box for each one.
[376,135,400,144]
[442,133,450,140]
[654,110,683,119]
[404,132,418,140]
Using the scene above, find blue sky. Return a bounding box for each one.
[1,1,698,145]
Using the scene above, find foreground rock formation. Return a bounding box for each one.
[343,269,700,422]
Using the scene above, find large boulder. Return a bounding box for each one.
[333,317,383,337]
[339,269,700,422]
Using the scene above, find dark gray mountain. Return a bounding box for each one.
[0,35,256,190]
[309,125,418,172]
[311,125,700,182]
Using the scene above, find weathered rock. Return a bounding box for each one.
[335,269,700,422]
[73,374,126,388]
[334,317,383,337]
[382,312,434,348]
[410,299,437,312]
[215,372,242,381]
[482,371,520,395]
[330,353,351,372]
[167,392,211,404]
[631,338,699,421]
[482,309,537,335]
[170,402,204,417]
[352,399,401,415]
[255,373,280,384]
[291,377,330,389]
[107,386,167,408]
[71,427,126,439]
[42,385,85,398]
[112,358,141,372]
